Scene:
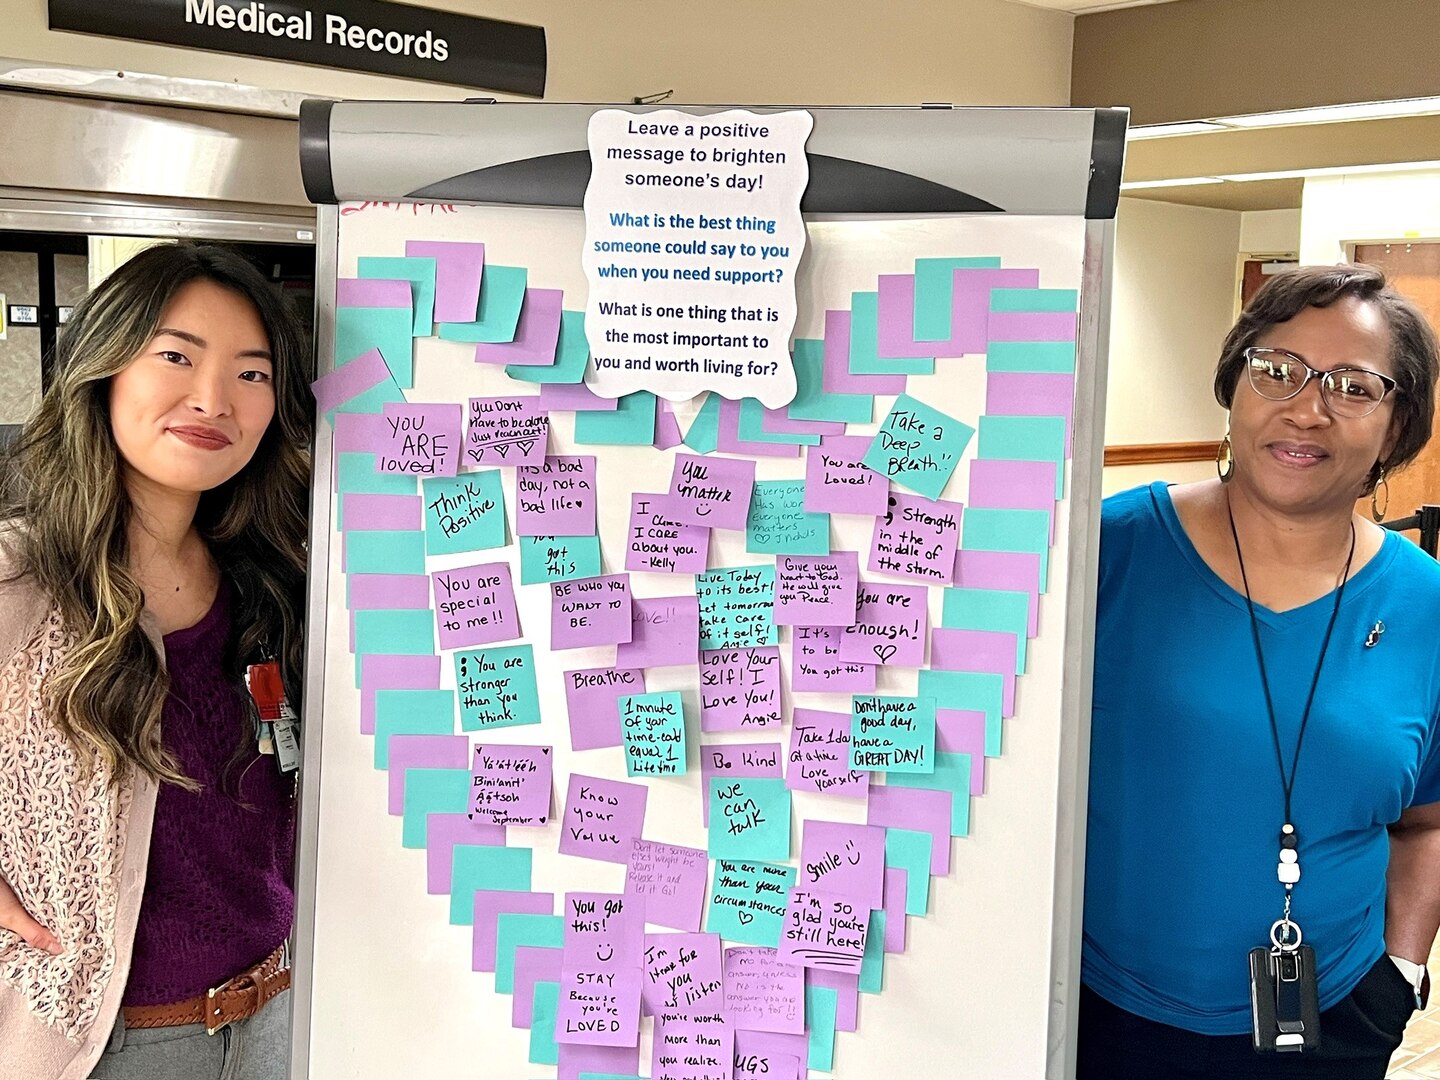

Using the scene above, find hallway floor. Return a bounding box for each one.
[1388,937,1440,1078]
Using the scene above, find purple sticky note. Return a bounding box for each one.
[785,708,868,799]
[822,309,906,395]
[698,742,782,826]
[668,454,756,529]
[867,785,951,876]
[341,493,422,532]
[464,396,548,467]
[513,945,564,1028]
[988,309,1077,343]
[556,892,644,1047]
[405,240,483,323]
[474,287,564,366]
[953,550,1042,637]
[936,709,988,794]
[337,277,410,308]
[798,821,886,909]
[803,435,890,516]
[735,1030,804,1080]
[558,774,648,864]
[653,1016,734,1080]
[968,458,1058,540]
[775,889,867,974]
[558,1043,641,1080]
[868,491,961,585]
[377,401,462,477]
[551,574,634,651]
[642,932,723,1014]
[875,274,938,360]
[615,595,700,668]
[931,627,1018,715]
[938,268,1040,357]
[789,626,876,694]
[655,400,684,450]
[332,410,389,458]
[312,347,389,414]
[807,967,860,1032]
[388,735,468,814]
[472,889,553,971]
[698,647,782,732]
[516,455,598,538]
[427,815,504,894]
[722,947,805,1033]
[840,580,928,668]
[432,562,519,650]
[986,370,1078,456]
[883,867,909,953]
[360,654,441,736]
[471,743,553,825]
[539,381,620,411]
[627,840,710,933]
[716,398,800,458]
[348,573,431,611]
[625,493,710,575]
[773,553,859,627]
[564,667,646,751]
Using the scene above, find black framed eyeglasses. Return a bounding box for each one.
[1243,347,1399,418]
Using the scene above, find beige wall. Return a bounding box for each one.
[0,252,42,426]
[9,0,1072,107]
[1300,170,1440,265]
[1240,209,1301,256]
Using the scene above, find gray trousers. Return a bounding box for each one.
[89,989,290,1080]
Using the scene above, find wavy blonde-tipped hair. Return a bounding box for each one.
[0,243,314,788]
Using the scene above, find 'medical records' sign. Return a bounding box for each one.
[48,0,547,97]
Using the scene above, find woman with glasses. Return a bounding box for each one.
[1079,265,1440,1079]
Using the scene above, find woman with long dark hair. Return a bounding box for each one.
[0,242,313,1079]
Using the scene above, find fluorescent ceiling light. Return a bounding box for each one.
[1214,159,1440,182]
[1216,97,1440,128]
[1128,121,1231,139]
[1120,176,1224,190]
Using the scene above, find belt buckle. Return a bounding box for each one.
[204,982,230,1036]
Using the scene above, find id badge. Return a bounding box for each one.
[273,718,301,774]
[1249,943,1320,1052]
[246,661,300,774]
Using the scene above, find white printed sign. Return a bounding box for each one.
[582,108,813,408]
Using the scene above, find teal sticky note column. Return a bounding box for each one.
[345,531,426,574]
[939,588,1030,675]
[683,393,722,453]
[509,310,589,384]
[401,768,470,848]
[917,670,1004,757]
[805,984,839,1072]
[373,689,453,768]
[850,291,933,375]
[438,265,528,343]
[358,255,438,336]
[884,828,933,916]
[528,981,560,1065]
[977,415,1067,499]
[960,507,1052,592]
[495,913,565,992]
[337,453,420,496]
[787,338,871,424]
[986,340,1077,374]
[914,256,1003,341]
[574,391,657,445]
[859,908,886,992]
[989,287,1079,313]
[887,752,974,836]
[451,846,534,924]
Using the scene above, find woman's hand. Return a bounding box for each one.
[0,876,61,954]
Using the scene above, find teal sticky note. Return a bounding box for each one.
[787,338,871,424]
[454,645,541,731]
[884,828,933,916]
[451,846,534,925]
[962,507,1051,592]
[708,777,791,861]
[849,291,933,375]
[990,287,1078,313]
[358,256,438,336]
[737,398,820,446]
[402,768,469,848]
[373,688,453,768]
[939,588,1030,675]
[706,858,796,947]
[508,309,588,385]
[861,394,974,500]
[495,912,564,991]
[355,609,435,666]
[917,669,1004,756]
[986,340,1077,374]
[888,752,973,836]
[746,481,830,556]
[422,471,506,555]
[914,257,1003,341]
[620,692,687,776]
[859,908,886,993]
[574,392,657,445]
[977,415,1067,498]
[805,984,839,1072]
[683,393,721,454]
[337,452,419,496]
[850,696,937,773]
[345,530,426,575]
[529,981,560,1065]
[438,265,528,343]
[697,566,777,650]
[333,377,408,419]
[518,535,603,584]
[337,305,415,387]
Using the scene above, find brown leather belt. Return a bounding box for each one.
[122,944,290,1035]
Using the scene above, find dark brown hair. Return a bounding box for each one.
[1213,263,1440,481]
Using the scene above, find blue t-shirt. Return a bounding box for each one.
[1083,482,1440,1035]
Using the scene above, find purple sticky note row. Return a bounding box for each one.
[874,274,937,360]
[348,574,431,611]
[539,381,620,411]
[988,309,1077,343]
[472,889,554,971]
[985,371,1078,454]
[312,347,390,414]
[427,815,505,894]
[512,945,563,1028]
[557,1042,641,1080]
[337,277,410,309]
[931,628,1018,716]
[405,240,484,323]
[936,709,988,795]
[822,310,906,395]
[867,784,951,876]
[967,458,1058,541]
[475,287,564,366]
[716,398,800,458]
[359,654,441,736]
[940,268,1040,357]
[953,550,1043,638]
[388,735,469,815]
[341,493,422,532]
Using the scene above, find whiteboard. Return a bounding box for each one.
[292,103,1121,1080]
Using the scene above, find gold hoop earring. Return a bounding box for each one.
[1371,465,1389,523]
[1215,432,1234,483]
